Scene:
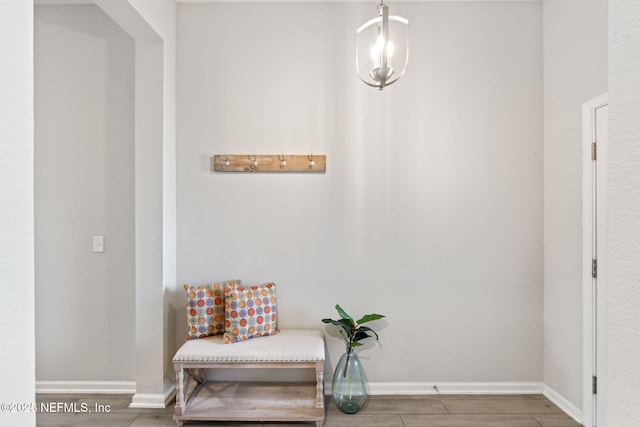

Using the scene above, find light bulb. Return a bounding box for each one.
[370,36,384,59]
[370,44,380,61]
[386,41,394,58]
[370,37,394,61]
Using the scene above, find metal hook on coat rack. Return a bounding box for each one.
[278,152,287,169]
[308,151,315,169]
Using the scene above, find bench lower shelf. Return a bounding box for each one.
[173,381,325,426]
[171,331,326,426]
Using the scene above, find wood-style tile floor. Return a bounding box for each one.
[36,393,583,427]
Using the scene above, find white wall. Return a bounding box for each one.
[542,0,607,414]
[176,1,543,387]
[0,0,35,425]
[608,0,640,424]
[34,5,136,383]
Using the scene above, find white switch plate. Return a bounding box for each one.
[93,235,105,253]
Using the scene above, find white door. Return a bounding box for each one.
[582,93,608,427]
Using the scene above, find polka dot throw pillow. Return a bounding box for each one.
[223,282,278,344]
[183,280,239,340]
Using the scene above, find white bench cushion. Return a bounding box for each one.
[173,329,325,363]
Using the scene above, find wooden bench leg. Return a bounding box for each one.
[174,363,185,417]
[315,361,325,426]
[315,361,324,409]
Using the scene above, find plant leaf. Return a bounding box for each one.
[356,326,379,341]
[322,318,342,326]
[337,318,354,333]
[322,318,352,330]
[356,313,385,324]
[353,330,372,343]
[335,304,354,322]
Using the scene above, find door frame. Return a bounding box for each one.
[582,93,608,427]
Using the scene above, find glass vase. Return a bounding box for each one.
[331,349,368,414]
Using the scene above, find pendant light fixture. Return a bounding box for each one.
[356,0,408,90]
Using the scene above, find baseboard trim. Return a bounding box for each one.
[325,381,543,395]
[542,383,583,424]
[129,384,176,409]
[129,393,167,409]
[36,381,136,394]
[164,384,176,406]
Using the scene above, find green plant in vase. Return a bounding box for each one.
[321,304,385,414]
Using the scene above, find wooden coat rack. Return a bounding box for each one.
[213,153,326,173]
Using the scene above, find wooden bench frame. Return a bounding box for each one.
[172,330,325,426]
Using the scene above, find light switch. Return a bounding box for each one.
[93,235,105,253]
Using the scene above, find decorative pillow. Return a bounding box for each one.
[223,282,278,344]
[184,280,240,340]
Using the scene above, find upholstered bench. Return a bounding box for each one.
[172,329,325,426]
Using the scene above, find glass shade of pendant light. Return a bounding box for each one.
[356,0,408,90]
